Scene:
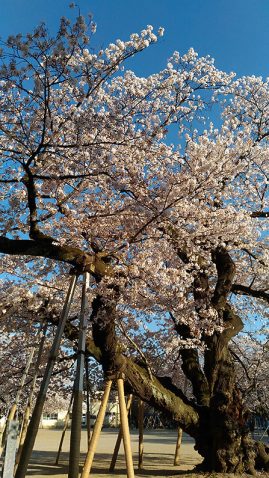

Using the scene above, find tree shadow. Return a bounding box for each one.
[26,450,201,477]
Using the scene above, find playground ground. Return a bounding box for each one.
[24,428,268,478]
[25,428,200,477]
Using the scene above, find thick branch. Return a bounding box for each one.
[231,283,269,304]
[170,314,210,406]
[22,167,52,241]
[123,353,200,437]
[0,236,113,277]
[203,248,243,393]
[84,336,200,436]
[90,293,124,377]
[204,303,243,393]
[212,247,235,309]
[60,316,200,437]
[251,211,269,218]
[220,303,244,346]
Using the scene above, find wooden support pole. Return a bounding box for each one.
[1,334,38,459]
[2,420,19,478]
[117,378,135,478]
[55,393,74,465]
[0,404,17,457]
[138,399,144,470]
[174,379,186,466]
[80,380,112,478]
[14,405,30,470]
[15,346,36,411]
[15,275,78,478]
[27,322,49,409]
[15,322,48,469]
[174,427,183,466]
[85,357,91,448]
[69,273,89,478]
[109,394,132,472]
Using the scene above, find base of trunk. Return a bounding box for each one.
[196,441,269,475]
[194,410,269,474]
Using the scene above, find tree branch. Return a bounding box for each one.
[0,236,113,277]
[170,313,210,406]
[22,166,53,241]
[231,283,269,304]
[212,247,235,310]
[251,211,269,218]
[43,308,200,437]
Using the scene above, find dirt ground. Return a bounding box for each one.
[23,428,268,478]
[25,428,200,477]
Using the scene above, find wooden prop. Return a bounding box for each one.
[0,404,17,457]
[14,406,30,470]
[81,379,135,478]
[109,394,133,472]
[0,337,38,457]
[15,346,36,410]
[80,379,112,478]
[85,357,91,447]
[15,275,78,478]
[15,322,48,468]
[55,392,74,465]
[26,322,49,408]
[69,272,89,478]
[117,378,135,478]
[2,420,19,478]
[174,378,187,466]
[138,399,144,470]
[174,427,183,466]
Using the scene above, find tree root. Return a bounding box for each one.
[255,441,269,472]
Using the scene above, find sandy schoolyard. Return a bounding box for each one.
[25,428,202,477]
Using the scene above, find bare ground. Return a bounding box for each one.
[22,428,268,478]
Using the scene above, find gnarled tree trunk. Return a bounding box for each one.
[76,248,269,474]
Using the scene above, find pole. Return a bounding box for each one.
[27,322,49,408]
[2,420,19,478]
[1,336,38,457]
[174,427,183,466]
[109,394,133,472]
[15,322,48,468]
[80,380,112,478]
[0,404,17,457]
[14,406,30,470]
[69,272,89,478]
[85,356,91,448]
[138,399,144,469]
[55,392,74,465]
[15,275,78,478]
[174,378,187,466]
[117,378,135,478]
[15,346,36,411]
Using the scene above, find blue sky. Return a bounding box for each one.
[1,0,269,78]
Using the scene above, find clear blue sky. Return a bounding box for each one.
[1,0,269,78]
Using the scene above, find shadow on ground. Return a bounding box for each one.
[131,433,194,445]
[26,450,200,477]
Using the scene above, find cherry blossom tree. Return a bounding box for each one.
[0,13,268,474]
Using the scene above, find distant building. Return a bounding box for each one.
[40,395,120,428]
